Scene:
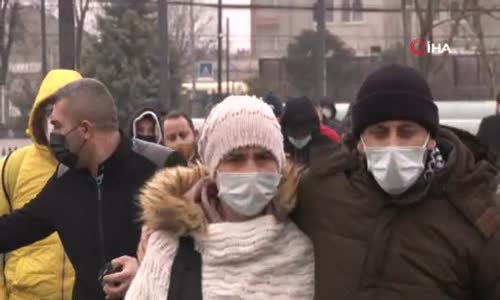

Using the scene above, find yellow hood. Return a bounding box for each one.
[26,69,82,141]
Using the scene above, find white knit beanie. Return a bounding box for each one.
[198,95,285,176]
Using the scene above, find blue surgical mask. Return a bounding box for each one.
[288,135,312,149]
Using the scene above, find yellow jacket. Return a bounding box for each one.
[0,70,82,300]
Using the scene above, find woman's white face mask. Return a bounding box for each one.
[216,172,282,217]
[362,135,430,196]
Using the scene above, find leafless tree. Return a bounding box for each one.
[75,0,92,69]
[413,0,437,77]
[0,0,21,124]
[465,0,499,98]
[168,3,215,71]
[0,0,20,89]
[412,0,499,97]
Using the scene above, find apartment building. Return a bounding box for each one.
[251,0,500,58]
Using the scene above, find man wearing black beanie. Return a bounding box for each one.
[280,96,335,165]
[294,64,500,300]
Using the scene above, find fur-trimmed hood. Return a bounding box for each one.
[139,164,301,235]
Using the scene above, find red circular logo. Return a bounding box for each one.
[410,39,426,57]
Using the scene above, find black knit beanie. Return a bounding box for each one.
[352,65,439,138]
[281,96,320,133]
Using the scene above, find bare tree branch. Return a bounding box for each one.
[75,0,92,69]
[466,0,497,97]
[0,0,18,85]
[414,0,425,28]
[431,0,471,75]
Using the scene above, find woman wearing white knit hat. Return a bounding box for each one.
[126,95,314,300]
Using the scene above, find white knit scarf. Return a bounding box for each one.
[126,215,314,300]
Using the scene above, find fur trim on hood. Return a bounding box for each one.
[139,163,301,235]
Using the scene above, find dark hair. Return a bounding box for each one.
[165,111,195,132]
[263,92,284,118]
[496,92,500,103]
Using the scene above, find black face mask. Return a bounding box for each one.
[136,135,157,143]
[49,126,85,169]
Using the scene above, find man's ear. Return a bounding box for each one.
[357,140,365,154]
[80,120,93,138]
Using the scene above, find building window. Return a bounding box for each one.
[326,0,334,23]
[341,0,350,22]
[352,0,363,21]
[342,0,363,23]
[450,0,460,19]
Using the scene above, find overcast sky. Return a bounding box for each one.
[214,0,251,50]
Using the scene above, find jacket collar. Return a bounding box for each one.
[96,131,131,176]
[312,127,499,206]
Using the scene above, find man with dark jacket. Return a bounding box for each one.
[281,96,338,165]
[477,93,500,158]
[295,65,500,300]
[0,79,186,300]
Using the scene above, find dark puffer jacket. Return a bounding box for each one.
[294,126,500,300]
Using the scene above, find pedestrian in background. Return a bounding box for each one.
[281,96,338,165]
[163,111,198,165]
[263,91,284,118]
[477,92,500,159]
[129,106,163,144]
[317,99,343,135]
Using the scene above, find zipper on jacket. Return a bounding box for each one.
[61,250,66,300]
[96,174,106,266]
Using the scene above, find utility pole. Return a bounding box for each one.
[58,0,75,69]
[226,18,230,94]
[190,0,196,100]
[316,0,327,99]
[217,0,223,101]
[41,0,47,75]
[401,0,409,65]
[159,0,171,111]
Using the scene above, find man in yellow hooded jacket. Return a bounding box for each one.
[0,70,82,299]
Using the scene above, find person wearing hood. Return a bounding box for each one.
[0,69,82,299]
[129,108,163,144]
[126,95,314,300]
[281,96,338,165]
[477,92,500,159]
[294,65,500,300]
[263,91,284,118]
